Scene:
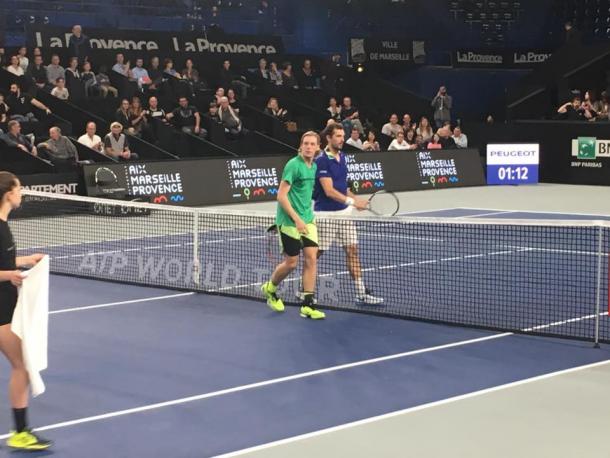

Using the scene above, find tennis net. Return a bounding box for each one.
[14,190,610,343]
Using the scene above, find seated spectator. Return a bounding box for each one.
[254,58,269,83]
[1,120,37,155]
[51,77,70,100]
[297,59,318,89]
[163,58,180,79]
[416,116,433,143]
[78,121,103,153]
[203,102,220,124]
[131,58,151,89]
[115,99,133,133]
[415,134,425,149]
[148,56,163,89]
[17,47,29,73]
[362,130,380,151]
[402,113,415,132]
[0,93,8,123]
[227,89,240,114]
[27,55,47,91]
[112,53,129,77]
[182,59,199,82]
[346,128,363,150]
[584,90,603,114]
[7,83,51,122]
[81,61,100,97]
[269,62,282,86]
[597,91,610,121]
[214,87,225,105]
[381,114,402,138]
[65,57,81,88]
[32,47,42,59]
[340,96,364,135]
[145,96,167,121]
[96,66,118,98]
[427,134,442,149]
[281,62,298,89]
[37,126,78,169]
[46,54,65,87]
[264,97,288,122]
[327,97,342,123]
[103,122,138,160]
[452,126,468,148]
[128,96,148,137]
[405,129,418,148]
[219,60,249,98]
[166,96,206,137]
[388,130,411,150]
[218,96,245,136]
[437,127,456,149]
[6,55,25,77]
[557,96,594,121]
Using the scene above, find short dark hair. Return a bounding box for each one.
[572,96,582,102]
[56,77,64,83]
[7,120,20,131]
[324,122,344,139]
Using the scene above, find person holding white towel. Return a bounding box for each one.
[0,172,52,451]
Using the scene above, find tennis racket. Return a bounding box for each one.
[367,191,400,216]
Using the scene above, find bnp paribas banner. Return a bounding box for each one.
[571,137,610,169]
[27,26,283,56]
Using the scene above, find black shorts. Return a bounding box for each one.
[0,289,18,326]
[279,224,319,257]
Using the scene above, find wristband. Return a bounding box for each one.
[345,197,355,206]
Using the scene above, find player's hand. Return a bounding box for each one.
[295,218,308,234]
[28,253,45,265]
[353,199,368,211]
[9,270,24,287]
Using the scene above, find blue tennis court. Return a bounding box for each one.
[0,204,609,457]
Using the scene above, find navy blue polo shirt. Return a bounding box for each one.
[313,150,349,211]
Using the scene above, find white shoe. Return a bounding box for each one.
[356,292,384,305]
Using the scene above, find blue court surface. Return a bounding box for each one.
[0,207,609,457]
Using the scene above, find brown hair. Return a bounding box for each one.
[323,122,344,140]
[0,172,18,201]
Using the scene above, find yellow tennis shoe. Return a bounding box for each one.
[261,281,285,312]
[7,429,52,450]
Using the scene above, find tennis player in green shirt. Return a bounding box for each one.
[261,131,325,320]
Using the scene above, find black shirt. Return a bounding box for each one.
[115,109,131,128]
[341,106,357,121]
[171,105,198,128]
[7,93,34,116]
[0,220,17,300]
[560,106,586,121]
[28,64,47,85]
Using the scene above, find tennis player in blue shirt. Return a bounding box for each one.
[313,123,383,305]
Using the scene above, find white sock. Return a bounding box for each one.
[355,278,366,297]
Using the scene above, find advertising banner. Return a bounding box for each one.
[453,49,552,68]
[486,143,540,185]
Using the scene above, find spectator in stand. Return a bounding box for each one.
[431,85,452,129]
[381,114,402,138]
[297,59,318,89]
[452,126,468,148]
[597,91,610,121]
[565,21,582,46]
[65,57,81,92]
[269,62,282,86]
[148,56,163,89]
[557,96,594,120]
[145,96,166,121]
[437,127,456,149]
[427,134,442,149]
[281,62,298,89]
[0,93,9,124]
[51,77,69,100]
[264,97,288,122]
[214,87,225,105]
[78,121,103,153]
[340,96,364,135]
[402,113,415,132]
[128,96,148,137]
[388,130,410,150]
[346,128,363,150]
[7,83,50,122]
[163,58,180,78]
[255,58,269,83]
[326,97,342,123]
[405,129,417,148]
[227,88,240,114]
[166,96,206,138]
[131,58,151,90]
[112,53,129,77]
[81,61,99,97]
[486,115,494,124]
[32,47,42,59]
[203,102,220,124]
[96,66,118,98]
[37,126,78,169]
[68,25,91,64]
[218,96,245,137]
[46,54,65,86]
[362,130,380,151]
[219,60,249,99]
[6,56,24,77]
[182,59,199,83]
[104,122,138,160]
[415,133,425,149]
[416,116,433,143]
[1,120,37,155]
[27,55,47,91]
[584,90,603,114]
[115,99,133,133]
[16,47,29,73]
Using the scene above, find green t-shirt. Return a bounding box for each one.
[276,154,316,227]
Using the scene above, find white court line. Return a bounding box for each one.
[0,332,513,440]
[460,207,610,219]
[462,210,513,218]
[396,207,461,216]
[49,292,195,315]
[214,358,610,458]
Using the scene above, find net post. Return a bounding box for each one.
[192,210,200,287]
[594,225,603,348]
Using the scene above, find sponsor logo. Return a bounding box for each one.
[227,159,279,200]
[513,51,552,64]
[345,155,384,193]
[153,195,168,204]
[125,164,184,203]
[486,144,540,165]
[170,195,185,202]
[570,137,610,168]
[22,182,79,194]
[456,51,503,64]
[415,151,459,187]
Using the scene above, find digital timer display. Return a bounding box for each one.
[486,144,540,185]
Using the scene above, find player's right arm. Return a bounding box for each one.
[277,180,307,233]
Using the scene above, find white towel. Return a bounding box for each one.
[11,256,49,397]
